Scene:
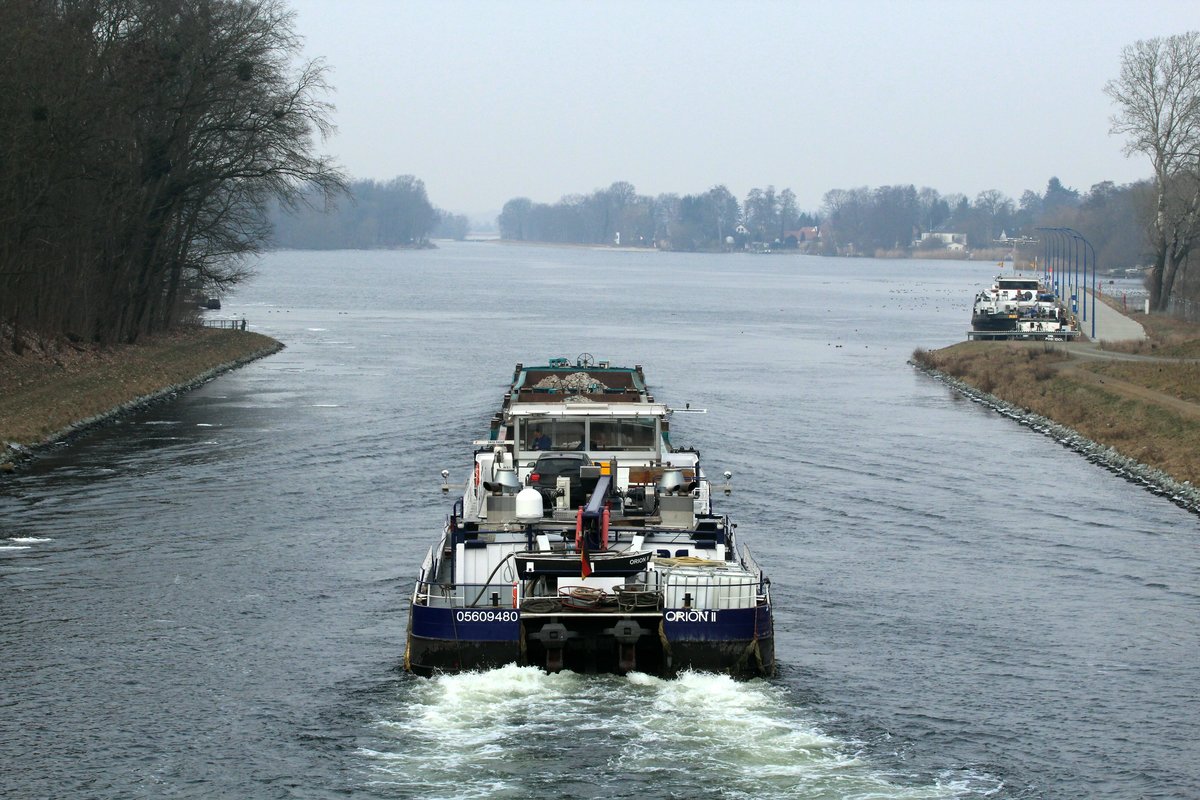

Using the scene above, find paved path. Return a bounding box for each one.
[1083,289,1146,341]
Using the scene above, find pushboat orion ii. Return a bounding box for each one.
[405,356,774,678]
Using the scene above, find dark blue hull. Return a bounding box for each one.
[406,603,774,678]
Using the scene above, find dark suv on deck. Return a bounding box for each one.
[529,452,591,509]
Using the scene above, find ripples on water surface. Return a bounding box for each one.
[1,244,1197,799]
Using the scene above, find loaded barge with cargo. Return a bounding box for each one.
[405,356,774,677]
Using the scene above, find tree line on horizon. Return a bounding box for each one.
[495,178,1146,266]
[267,176,468,249]
[497,182,817,251]
[820,178,1150,271]
[0,0,342,348]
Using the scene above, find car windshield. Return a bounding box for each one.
[537,455,588,474]
[533,454,588,482]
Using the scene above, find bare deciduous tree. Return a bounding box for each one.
[1105,31,1200,312]
[0,0,344,348]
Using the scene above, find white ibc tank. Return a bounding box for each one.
[662,566,756,610]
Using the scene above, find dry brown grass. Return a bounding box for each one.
[924,342,1069,403]
[1081,361,1200,404]
[0,327,280,447]
[1095,295,1200,357]
[922,340,1200,484]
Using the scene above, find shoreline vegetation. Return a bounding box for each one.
[911,309,1200,513]
[485,238,1027,262]
[0,327,282,470]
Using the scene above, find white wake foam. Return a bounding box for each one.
[359,667,993,799]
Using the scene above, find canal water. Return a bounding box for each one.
[1,243,1196,799]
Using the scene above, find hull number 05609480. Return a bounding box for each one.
[455,610,518,623]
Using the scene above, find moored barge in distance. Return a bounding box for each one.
[405,356,774,678]
[968,275,1079,341]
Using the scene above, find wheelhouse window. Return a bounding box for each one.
[589,418,656,451]
[523,419,585,451]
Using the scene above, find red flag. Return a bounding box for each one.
[576,507,591,578]
[580,534,592,578]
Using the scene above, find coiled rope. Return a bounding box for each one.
[614,584,662,611]
[558,586,615,611]
[521,597,563,613]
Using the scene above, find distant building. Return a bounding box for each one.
[915,231,967,251]
[782,227,820,248]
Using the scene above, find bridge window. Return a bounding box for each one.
[523,419,585,451]
[589,418,656,450]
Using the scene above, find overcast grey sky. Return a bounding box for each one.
[287,0,1197,219]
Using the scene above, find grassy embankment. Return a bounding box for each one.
[912,309,1200,485]
[0,327,281,464]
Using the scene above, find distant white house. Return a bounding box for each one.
[916,231,967,251]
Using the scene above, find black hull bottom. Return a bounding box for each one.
[971,315,1017,332]
[405,635,522,677]
[406,628,775,679]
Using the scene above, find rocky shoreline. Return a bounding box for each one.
[911,360,1200,516]
[1,339,283,471]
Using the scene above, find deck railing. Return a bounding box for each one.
[413,571,767,612]
[414,581,519,609]
[967,328,1078,341]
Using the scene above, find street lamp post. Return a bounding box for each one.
[1050,232,1061,293]
[1079,235,1097,339]
[1042,228,1058,296]
[1056,229,1071,302]
[1073,232,1080,316]
[1060,228,1079,323]
[1038,226,1099,339]
[1072,232,1088,326]
[1049,228,1069,300]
